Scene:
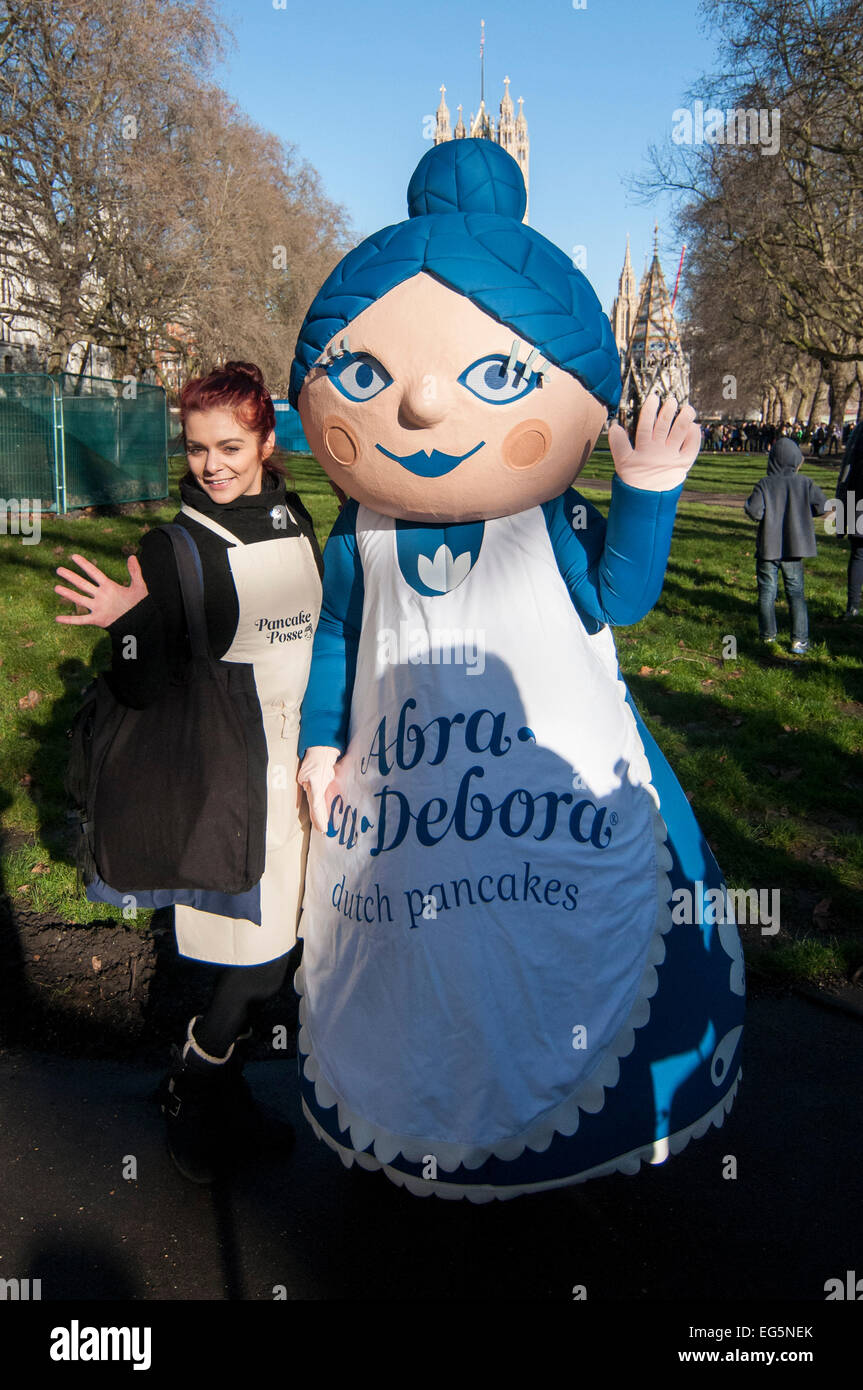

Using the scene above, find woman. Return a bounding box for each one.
[55,361,323,1183]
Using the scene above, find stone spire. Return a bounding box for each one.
[610,236,639,355]
[498,76,515,156]
[470,100,495,141]
[515,95,529,223]
[434,84,451,144]
[454,104,466,139]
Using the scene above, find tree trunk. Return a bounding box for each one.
[46,332,68,376]
[825,362,857,432]
[778,382,796,422]
[74,342,92,393]
[805,365,823,429]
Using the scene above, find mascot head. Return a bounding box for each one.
[290,139,621,522]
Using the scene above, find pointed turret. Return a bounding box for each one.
[454,104,466,139]
[470,99,495,140]
[610,235,639,356]
[434,84,451,144]
[498,76,515,156]
[515,95,529,223]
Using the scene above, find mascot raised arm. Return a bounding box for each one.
[291,139,744,1201]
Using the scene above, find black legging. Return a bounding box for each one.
[194,953,292,1057]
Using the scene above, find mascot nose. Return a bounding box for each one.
[397,378,449,428]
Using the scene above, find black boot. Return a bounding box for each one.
[221,1027,295,1160]
[160,1016,238,1184]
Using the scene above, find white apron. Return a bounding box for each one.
[173,503,322,966]
[298,504,672,1167]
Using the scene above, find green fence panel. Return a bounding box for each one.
[0,372,168,511]
[118,387,168,503]
[0,374,58,510]
[62,392,120,509]
[61,375,168,510]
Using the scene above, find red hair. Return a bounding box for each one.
[179,361,286,480]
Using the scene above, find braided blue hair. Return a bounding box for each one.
[289,139,621,411]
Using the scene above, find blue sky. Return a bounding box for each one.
[216,0,719,314]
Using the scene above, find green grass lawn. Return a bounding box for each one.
[2,448,860,987]
[584,445,846,496]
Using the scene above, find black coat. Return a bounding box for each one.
[106,470,323,708]
[744,438,828,560]
[836,421,863,537]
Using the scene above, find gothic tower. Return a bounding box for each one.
[617,225,690,423]
[434,85,452,143]
[610,236,639,356]
[433,74,529,222]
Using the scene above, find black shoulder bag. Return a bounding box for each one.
[65,524,268,894]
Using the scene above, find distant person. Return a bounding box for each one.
[744,436,828,654]
[828,425,841,457]
[836,420,863,619]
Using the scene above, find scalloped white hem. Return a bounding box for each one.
[301,1067,742,1203]
[297,782,676,1170]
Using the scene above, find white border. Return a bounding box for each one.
[300,1068,742,1203]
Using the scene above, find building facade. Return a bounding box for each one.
[433,77,529,222]
[612,227,690,423]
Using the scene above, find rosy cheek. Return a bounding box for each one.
[502,418,551,471]
[322,415,360,467]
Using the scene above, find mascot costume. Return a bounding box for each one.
[291,139,744,1201]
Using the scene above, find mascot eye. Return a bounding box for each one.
[328,352,392,402]
[459,355,539,404]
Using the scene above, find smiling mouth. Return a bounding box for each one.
[374,441,484,478]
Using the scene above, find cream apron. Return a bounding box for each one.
[173,503,322,966]
[299,504,671,1162]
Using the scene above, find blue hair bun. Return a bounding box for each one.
[407,139,527,220]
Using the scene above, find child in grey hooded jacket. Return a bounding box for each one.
[744,436,828,653]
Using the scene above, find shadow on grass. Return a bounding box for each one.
[627,675,863,940]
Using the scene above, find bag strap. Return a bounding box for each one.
[157,524,211,660]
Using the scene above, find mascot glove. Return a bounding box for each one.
[298,746,341,833]
[609,391,701,492]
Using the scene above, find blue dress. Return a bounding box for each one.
[295,476,744,1200]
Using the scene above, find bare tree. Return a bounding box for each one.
[0,0,223,372]
[639,0,863,429]
[0,0,351,392]
[153,87,352,392]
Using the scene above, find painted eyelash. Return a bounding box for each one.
[315,334,351,369]
[314,338,550,385]
[504,340,550,383]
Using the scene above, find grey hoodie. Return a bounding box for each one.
[744,437,828,559]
